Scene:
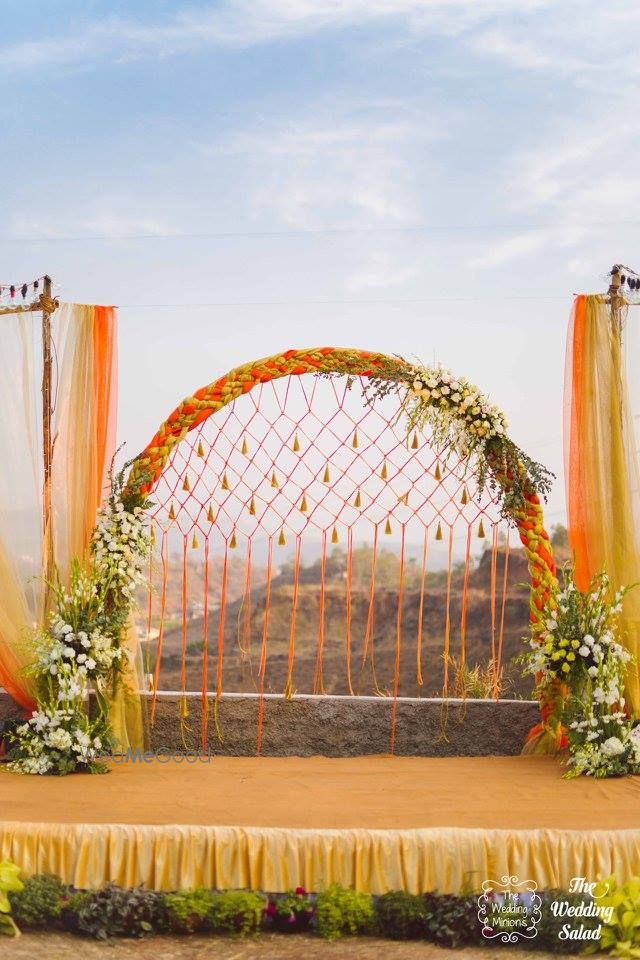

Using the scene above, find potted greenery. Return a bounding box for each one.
[266,888,314,933]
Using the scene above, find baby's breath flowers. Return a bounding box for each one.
[7,462,151,776]
[524,567,640,778]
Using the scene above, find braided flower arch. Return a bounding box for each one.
[128,347,557,641]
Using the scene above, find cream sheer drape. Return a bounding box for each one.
[0,303,144,748]
[565,294,640,714]
[0,315,44,708]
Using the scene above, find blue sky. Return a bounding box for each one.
[3,0,640,526]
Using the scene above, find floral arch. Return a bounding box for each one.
[127,347,557,752]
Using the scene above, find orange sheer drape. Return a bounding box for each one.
[565,294,640,714]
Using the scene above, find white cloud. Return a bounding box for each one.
[345,250,423,291]
[217,103,445,229]
[0,0,556,70]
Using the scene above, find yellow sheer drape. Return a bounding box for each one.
[53,304,145,752]
[565,294,640,713]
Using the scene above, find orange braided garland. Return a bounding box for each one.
[128,347,557,743]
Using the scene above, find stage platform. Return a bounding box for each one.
[1,755,639,893]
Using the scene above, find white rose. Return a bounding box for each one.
[579,646,590,657]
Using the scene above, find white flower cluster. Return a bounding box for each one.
[36,615,122,687]
[568,722,640,778]
[7,706,105,776]
[528,570,639,779]
[9,485,149,776]
[410,365,508,442]
[92,500,149,601]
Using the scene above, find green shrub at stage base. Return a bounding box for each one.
[315,883,374,941]
[65,884,167,939]
[375,891,430,939]
[9,873,67,929]
[164,888,265,936]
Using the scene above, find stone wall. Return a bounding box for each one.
[0,691,539,757]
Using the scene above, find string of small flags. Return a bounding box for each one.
[611,264,640,293]
[0,276,44,303]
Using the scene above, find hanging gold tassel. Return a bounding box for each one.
[249,497,256,516]
[398,491,409,505]
[150,525,156,546]
[271,470,279,489]
[196,440,205,458]
[293,433,301,452]
[230,531,237,549]
[478,519,486,539]
[354,489,362,508]
[179,694,189,719]
[323,465,331,483]
[221,471,230,491]
[168,502,176,521]
[411,431,419,450]
[380,461,388,480]
[278,528,286,546]
[191,533,199,550]
[384,516,393,535]
[331,526,339,544]
[241,435,249,455]
[207,504,215,523]
[299,493,308,512]
[435,521,444,541]
[352,429,359,449]
[434,462,442,481]
[182,474,191,492]
[461,486,469,505]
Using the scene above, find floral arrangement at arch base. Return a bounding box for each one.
[5,463,151,776]
[524,566,640,777]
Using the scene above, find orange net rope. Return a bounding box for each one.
[128,348,555,752]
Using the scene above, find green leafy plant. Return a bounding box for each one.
[164,887,215,933]
[592,876,640,958]
[209,890,265,936]
[0,860,23,937]
[66,883,165,939]
[9,873,68,929]
[315,883,374,941]
[423,893,480,948]
[375,891,429,940]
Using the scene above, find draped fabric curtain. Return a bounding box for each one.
[0,316,44,709]
[565,294,640,714]
[0,303,143,747]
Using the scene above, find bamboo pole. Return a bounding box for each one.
[41,275,54,597]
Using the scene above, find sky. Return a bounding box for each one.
[3,0,640,528]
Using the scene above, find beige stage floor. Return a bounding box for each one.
[2,755,640,829]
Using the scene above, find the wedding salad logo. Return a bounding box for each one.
[478,876,611,945]
[548,877,612,944]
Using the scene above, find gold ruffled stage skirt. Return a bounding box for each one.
[1,756,639,892]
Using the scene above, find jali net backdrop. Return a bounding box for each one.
[131,349,537,750]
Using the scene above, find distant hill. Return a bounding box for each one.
[135,538,569,699]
